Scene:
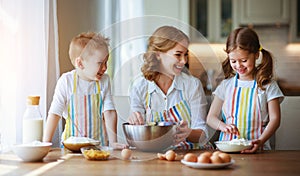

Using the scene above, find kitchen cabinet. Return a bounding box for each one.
[235,0,290,25]
[289,0,300,42]
[142,0,191,40]
[276,96,300,150]
[190,0,237,43]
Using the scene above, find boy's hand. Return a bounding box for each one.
[128,112,144,125]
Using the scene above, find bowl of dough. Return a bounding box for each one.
[12,141,52,162]
[215,138,252,152]
[122,122,177,152]
[62,137,100,152]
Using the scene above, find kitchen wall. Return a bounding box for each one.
[57,0,106,74]
[189,26,300,95]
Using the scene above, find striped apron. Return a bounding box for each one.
[62,72,107,146]
[220,74,262,142]
[146,90,212,150]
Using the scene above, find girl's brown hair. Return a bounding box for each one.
[142,26,189,81]
[222,27,273,90]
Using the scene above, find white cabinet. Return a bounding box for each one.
[276,96,300,150]
[289,0,300,42]
[235,0,290,25]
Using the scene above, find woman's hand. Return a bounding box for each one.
[241,139,263,153]
[128,112,144,125]
[174,121,192,144]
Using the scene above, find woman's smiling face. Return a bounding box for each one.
[228,48,258,80]
[158,39,189,78]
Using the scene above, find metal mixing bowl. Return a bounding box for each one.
[122,122,177,152]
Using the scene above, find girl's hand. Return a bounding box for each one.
[111,142,129,150]
[220,124,240,136]
[128,112,144,125]
[241,139,263,153]
[174,121,192,144]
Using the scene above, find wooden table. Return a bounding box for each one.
[1,149,300,176]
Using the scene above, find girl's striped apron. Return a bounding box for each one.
[146,90,213,150]
[220,74,262,141]
[62,72,107,146]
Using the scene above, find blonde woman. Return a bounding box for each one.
[129,26,212,150]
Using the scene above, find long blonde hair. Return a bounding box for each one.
[222,27,273,90]
[142,26,189,81]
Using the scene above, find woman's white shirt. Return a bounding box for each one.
[130,72,208,131]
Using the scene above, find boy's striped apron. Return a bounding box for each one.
[220,74,262,141]
[146,90,212,150]
[62,72,107,146]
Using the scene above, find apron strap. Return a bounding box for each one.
[73,71,77,93]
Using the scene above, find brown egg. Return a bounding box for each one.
[165,150,176,161]
[197,154,211,163]
[210,155,224,164]
[121,148,132,160]
[201,151,212,158]
[183,153,198,162]
[157,153,166,160]
[218,152,231,163]
[212,151,222,156]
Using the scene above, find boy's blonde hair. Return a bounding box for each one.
[68,32,110,67]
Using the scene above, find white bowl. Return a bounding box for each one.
[63,137,100,152]
[215,140,252,152]
[12,142,52,162]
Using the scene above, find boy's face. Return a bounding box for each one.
[80,48,109,81]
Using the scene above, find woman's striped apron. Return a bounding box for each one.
[62,72,107,146]
[220,74,262,141]
[146,90,212,150]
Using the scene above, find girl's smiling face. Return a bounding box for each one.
[158,39,189,78]
[228,48,258,81]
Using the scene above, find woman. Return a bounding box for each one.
[128,26,212,150]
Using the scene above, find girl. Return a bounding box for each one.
[129,26,212,150]
[207,27,284,153]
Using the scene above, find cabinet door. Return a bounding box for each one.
[289,0,300,42]
[190,0,235,43]
[238,0,290,25]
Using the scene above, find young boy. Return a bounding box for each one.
[43,32,126,149]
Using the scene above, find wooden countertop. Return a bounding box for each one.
[1,148,300,176]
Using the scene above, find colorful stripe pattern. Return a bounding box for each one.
[146,91,212,150]
[62,72,106,146]
[220,75,262,141]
